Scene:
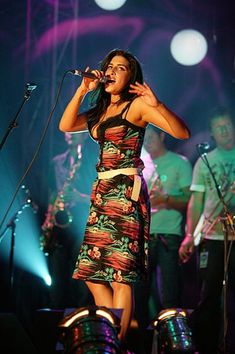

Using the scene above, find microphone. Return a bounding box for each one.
[196,142,210,150]
[68,69,109,83]
[26,83,37,91]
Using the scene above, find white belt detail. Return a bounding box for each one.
[97,167,142,202]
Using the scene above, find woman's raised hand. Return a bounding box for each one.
[129,82,161,107]
[80,67,104,92]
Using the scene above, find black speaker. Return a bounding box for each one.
[33,308,65,354]
[0,313,38,354]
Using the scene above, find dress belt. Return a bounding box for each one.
[97,167,142,202]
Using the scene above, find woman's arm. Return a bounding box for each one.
[59,87,88,132]
[59,68,102,132]
[129,82,190,140]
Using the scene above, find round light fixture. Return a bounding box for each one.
[58,306,121,353]
[94,0,127,11]
[170,29,208,66]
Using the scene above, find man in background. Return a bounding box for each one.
[179,107,235,353]
[135,125,192,337]
[41,132,98,309]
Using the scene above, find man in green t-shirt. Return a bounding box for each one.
[135,125,192,333]
[179,107,235,353]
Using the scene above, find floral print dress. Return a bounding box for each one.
[73,102,150,284]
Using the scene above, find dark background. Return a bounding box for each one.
[0,0,235,352]
[1,0,235,212]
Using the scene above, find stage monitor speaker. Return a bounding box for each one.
[0,313,38,354]
[34,308,65,353]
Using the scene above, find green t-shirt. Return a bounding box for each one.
[191,147,235,240]
[142,150,192,235]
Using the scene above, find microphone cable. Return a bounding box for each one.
[0,70,70,232]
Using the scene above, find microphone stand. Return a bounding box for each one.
[0,83,37,151]
[197,146,235,354]
[0,199,35,310]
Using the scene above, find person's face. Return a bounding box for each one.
[210,115,235,150]
[144,129,164,157]
[104,55,131,95]
[64,132,87,148]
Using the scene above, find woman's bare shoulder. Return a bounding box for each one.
[126,97,147,127]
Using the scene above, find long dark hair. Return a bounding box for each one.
[87,49,143,124]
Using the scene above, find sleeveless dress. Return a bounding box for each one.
[73,102,150,284]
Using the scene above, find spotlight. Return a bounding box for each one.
[44,274,52,286]
[170,29,208,66]
[58,306,122,353]
[152,308,194,353]
[94,0,127,11]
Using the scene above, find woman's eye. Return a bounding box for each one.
[105,66,127,73]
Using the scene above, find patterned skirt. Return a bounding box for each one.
[73,174,150,284]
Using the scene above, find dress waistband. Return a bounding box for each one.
[97,167,142,202]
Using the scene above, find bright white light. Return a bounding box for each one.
[94,0,127,11]
[170,29,208,66]
[44,274,52,286]
[96,309,115,324]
